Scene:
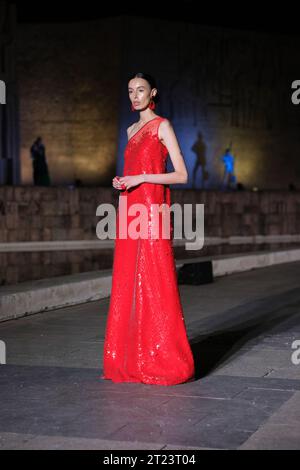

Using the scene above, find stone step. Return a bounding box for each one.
[0,247,300,323]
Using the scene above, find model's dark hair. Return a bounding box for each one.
[128,72,160,103]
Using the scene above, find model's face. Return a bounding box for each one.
[128,78,156,110]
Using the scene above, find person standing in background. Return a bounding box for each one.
[30,137,51,186]
[220,147,236,190]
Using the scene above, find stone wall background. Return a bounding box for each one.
[17,17,123,186]
[117,17,300,191]
[16,16,300,190]
[2,186,300,244]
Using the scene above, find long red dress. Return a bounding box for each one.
[101,115,195,386]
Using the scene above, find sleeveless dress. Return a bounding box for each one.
[101,116,195,386]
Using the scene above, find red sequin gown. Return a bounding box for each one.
[102,116,195,385]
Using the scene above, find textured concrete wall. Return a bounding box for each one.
[0,186,300,284]
[1,186,300,243]
[17,18,123,186]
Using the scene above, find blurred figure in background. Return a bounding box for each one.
[30,136,51,186]
[220,147,236,190]
[288,182,296,191]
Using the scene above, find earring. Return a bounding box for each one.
[149,98,156,110]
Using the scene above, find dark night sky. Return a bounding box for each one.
[6,0,300,37]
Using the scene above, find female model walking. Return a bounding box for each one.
[102,72,195,385]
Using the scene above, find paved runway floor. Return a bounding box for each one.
[0,261,300,449]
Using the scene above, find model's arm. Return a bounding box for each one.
[112,127,133,190]
[143,119,188,185]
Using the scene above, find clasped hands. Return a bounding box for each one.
[112,174,145,191]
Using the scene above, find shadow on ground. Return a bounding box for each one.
[189,287,300,379]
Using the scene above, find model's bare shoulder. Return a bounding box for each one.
[158,118,173,143]
[160,118,174,132]
[126,124,133,134]
[126,123,136,140]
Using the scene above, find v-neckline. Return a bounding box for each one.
[127,116,161,143]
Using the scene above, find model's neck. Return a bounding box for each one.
[139,110,157,122]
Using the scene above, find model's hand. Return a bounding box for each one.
[118,175,144,190]
[112,176,125,190]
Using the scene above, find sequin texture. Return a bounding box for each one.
[102,116,195,385]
